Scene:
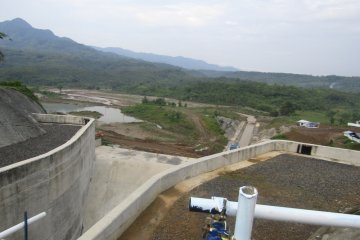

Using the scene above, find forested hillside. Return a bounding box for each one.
[0,18,197,88]
[1,18,360,93]
[1,18,360,118]
[123,79,360,116]
[94,46,238,72]
[200,70,360,92]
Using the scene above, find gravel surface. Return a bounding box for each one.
[0,124,81,168]
[151,154,360,240]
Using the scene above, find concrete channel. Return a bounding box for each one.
[79,140,360,240]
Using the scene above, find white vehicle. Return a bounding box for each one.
[344,131,360,143]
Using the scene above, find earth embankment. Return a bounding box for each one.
[0,88,45,148]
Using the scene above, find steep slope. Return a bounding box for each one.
[0,88,45,148]
[94,46,238,72]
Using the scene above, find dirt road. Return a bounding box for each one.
[238,115,256,147]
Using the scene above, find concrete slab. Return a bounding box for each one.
[83,146,192,230]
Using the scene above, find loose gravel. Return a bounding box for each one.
[0,124,81,168]
[151,154,360,240]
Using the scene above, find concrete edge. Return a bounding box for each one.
[79,140,360,240]
[0,114,95,173]
[78,140,275,240]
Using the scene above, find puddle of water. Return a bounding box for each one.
[42,102,141,123]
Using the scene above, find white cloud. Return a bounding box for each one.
[1,0,360,75]
[134,3,225,27]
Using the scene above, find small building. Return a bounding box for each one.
[344,131,360,143]
[348,120,360,128]
[297,120,320,128]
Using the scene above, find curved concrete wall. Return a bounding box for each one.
[79,141,275,240]
[0,114,95,240]
[79,140,360,240]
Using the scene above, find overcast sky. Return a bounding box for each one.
[1,0,360,76]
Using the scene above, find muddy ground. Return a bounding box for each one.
[121,154,360,240]
[285,125,360,146]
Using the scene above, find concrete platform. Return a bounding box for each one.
[83,146,193,230]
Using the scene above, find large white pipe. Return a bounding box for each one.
[254,204,360,228]
[189,197,360,229]
[0,212,47,238]
[234,186,258,240]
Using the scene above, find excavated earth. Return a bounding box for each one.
[147,154,360,240]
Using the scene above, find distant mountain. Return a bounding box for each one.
[0,18,198,90]
[199,70,360,92]
[0,18,102,55]
[0,18,359,93]
[94,46,238,72]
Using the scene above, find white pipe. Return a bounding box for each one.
[0,212,46,238]
[189,196,360,229]
[234,186,258,240]
[255,205,360,228]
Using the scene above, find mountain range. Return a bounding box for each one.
[93,46,238,72]
[0,18,359,92]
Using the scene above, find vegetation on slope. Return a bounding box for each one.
[124,80,360,117]
[122,98,228,154]
[0,81,39,103]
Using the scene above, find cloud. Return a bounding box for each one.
[134,3,225,27]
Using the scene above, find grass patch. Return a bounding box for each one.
[0,81,40,104]
[268,111,329,129]
[337,136,360,151]
[271,134,288,140]
[122,104,196,138]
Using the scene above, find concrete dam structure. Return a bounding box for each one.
[0,89,95,240]
[80,140,360,240]
[1,88,359,239]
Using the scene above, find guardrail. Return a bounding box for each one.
[189,186,360,240]
[0,212,46,239]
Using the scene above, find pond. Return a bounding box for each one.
[42,102,142,123]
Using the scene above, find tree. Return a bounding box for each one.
[0,32,7,62]
[338,112,351,125]
[326,110,337,125]
[279,101,297,116]
[142,96,149,104]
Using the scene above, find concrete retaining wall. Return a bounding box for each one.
[79,140,360,240]
[274,140,360,166]
[0,114,95,240]
[78,141,275,240]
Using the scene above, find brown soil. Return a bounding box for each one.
[119,152,280,240]
[285,125,359,145]
[128,154,360,240]
[102,130,202,158]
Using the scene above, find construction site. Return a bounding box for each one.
[1,88,360,240]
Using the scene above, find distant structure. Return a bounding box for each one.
[344,131,360,143]
[297,120,320,128]
[348,120,360,128]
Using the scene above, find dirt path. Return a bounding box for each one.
[102,130,202,158]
